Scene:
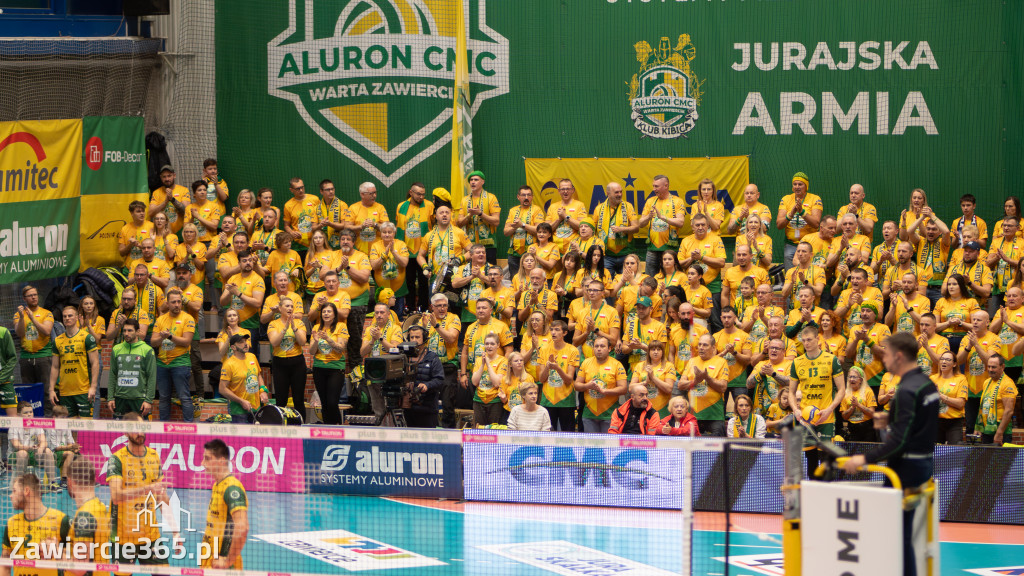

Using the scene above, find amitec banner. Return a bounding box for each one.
[0,117,146,283]
[524,157,749,237]
[0,120,82,282]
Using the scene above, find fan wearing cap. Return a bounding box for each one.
[845,302,891,393]
[776,172,823,269]
[219,333,269,423]
[149,165,191,234]
[947,240,994,307]
[376,288,400,326]
[172,262,205,396]
[616,295,668,373]
[456,170,501,264]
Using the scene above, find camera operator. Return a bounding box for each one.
[403,325,445,428]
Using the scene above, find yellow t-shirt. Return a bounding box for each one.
[422,226,472,275]
[931,373,968,419]
[53,329,98,397]
[946,260,994,304]
[678,233,726,286]
[977,375,1017,433]
[621,318,668,371]
[870,241,900,286]
[152,233,178,262]
[347,201,390,254]
[879,373,900,412]
[175,241,209,285]
[501,370,533,412]
[960,332,1002,397]
[784,264,825,308]
[250,226,279,267]
[361,322,403,356]
[261,291,306,323]
[283,194,322,248]
[220,352,265,414]
[595,200,639,255]
[311,322,350,367]
[538,342,580,408]
[688,200,727,233]
[916,333,949,377]
[750,359,792,417]
[570,302,620,358]
[722,265,769,306]
[473,353,509,404]
[521,332,553,381]
[713,328,751,383]
[459,191,500,247]
[892,292,932,336]
[951,215,989,244]
[225,272,266,327]
[370,239,410,293]
[671,324,708,371]
[836,286,884,335]
[840,385,877,424]
[934,297,979,335]
[215,328,251,362]
[989,236,1024,292]
[464,319,514,369]
[118,221,155,268]
[578,356,627,419]
[683,284,713,313]
[632,360,676,415]
[915,237,951,287]
[310,290,352,323]
[13,307,54,357]
[395,199,434,254]
[851,323,891,384]
[129,258,171,282]
[265,249,303,292]
[149,184,191,233]
[682,355,729,420]
[268,318,305,358]
[185,201,224,242]
[318,197,350,250]
[778,193,823,243]
[505,204,545,256]
[533,242,562,280]
[789,351,842,424]
[421,312,462,363]
[727,202,772,236]
[337,250,371,304]
[304,248,337,293]
[836,202,878,229]
[642,195,686,250]
[545,199,588,253]
[152,311,196,366]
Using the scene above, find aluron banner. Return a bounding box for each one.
[0,119,82,282]
[305,439,462,498]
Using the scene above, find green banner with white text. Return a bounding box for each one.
[216,0,1024,254]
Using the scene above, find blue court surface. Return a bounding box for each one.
[20,486,1024,575]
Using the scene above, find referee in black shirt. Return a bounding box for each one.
[843,331,939,576]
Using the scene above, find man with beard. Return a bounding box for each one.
[152,288,196,422]
[747,338,792,418]
[108,319,156,419]
[107,412,175,570]
[545,178,588,255]
[106,287,151,344]
[481,265,516,326]
[457,171,501,263]
[314,178,349,250]
[907,211,952,308]
[886,271,930,336]
[172,263,205,397]
[452,244,489,324]
[594,181,640,274]
[396,182,434,311]
[221,251,266,335]
[130,238,171,290]
[2,473,69,573]
[671,302,707,371]
[49,307,99,418]
[149,165,190,234]
[679,334,729,436]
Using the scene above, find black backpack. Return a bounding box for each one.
[145,131,171,192]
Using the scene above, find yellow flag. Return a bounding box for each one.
[450,0,473,211]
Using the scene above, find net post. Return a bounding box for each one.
[680,441,693,576]
[723,440,731,576]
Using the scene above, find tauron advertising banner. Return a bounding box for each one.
[217,0,1022,255]
[0,119,82,282]
[79,116,149,269]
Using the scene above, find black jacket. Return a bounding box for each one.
[864,367,939,464]
[408,349,444,410]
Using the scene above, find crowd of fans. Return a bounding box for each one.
[1,162,1021,445]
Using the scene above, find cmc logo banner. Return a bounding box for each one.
[267,0,509,186]
[77,431,305,493]
[464,441,680,509]
[305,439,462,498]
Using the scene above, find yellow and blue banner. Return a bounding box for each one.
[524,156,749,237]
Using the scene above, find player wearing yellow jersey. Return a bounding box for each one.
[2,473,70,576]
[200,439,249,569]
[49,307,99,418]
[67,456,111,576]
[107,412,173,570]
[784,325,846,469]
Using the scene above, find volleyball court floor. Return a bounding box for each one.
[21,487,1024,575]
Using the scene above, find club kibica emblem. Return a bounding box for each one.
[628,34,704,139]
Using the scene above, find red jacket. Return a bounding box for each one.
[657,413,700,436]
[608,400,661,435]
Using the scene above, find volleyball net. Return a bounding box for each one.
[0,418,788,576]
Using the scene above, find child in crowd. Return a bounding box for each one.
[46,405,80,488]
